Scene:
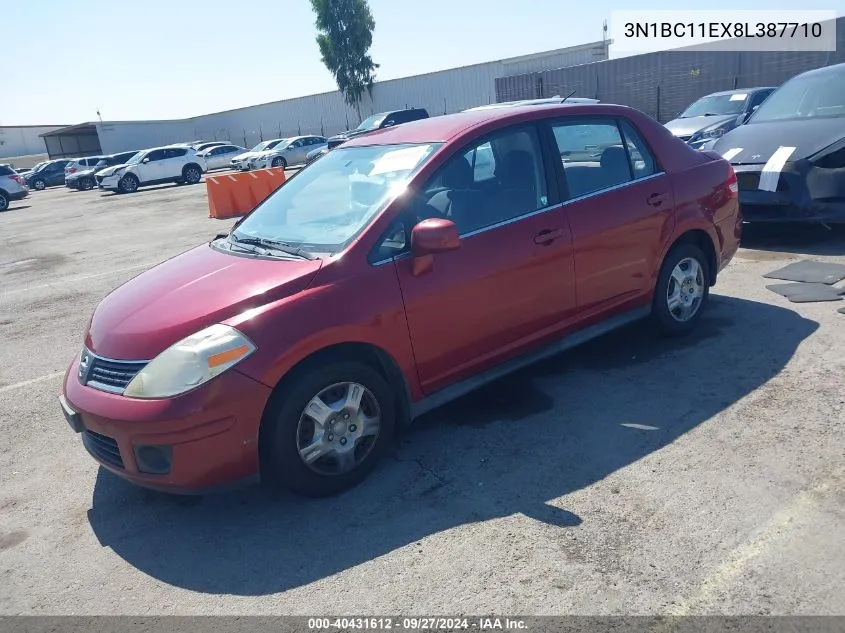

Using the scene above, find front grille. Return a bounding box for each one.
[736,171,789,193]
[80,350,147,393]
[95,175,104,184]
[82,430,124,469]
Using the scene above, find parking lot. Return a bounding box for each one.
[0,181,843,615]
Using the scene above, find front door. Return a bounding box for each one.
[547,116,674,314]
[393,124,577,394]
[137,149,166,182]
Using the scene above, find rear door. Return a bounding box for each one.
[391,123,577,394]
[546,116,673,315]
[163,147,189,178]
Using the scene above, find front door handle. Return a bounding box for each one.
[534,228,564,245]
[647,192,668,207]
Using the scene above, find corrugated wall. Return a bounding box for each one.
[496,16,845,122]
[187,42,609,147]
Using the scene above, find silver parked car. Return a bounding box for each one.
[0,163,30,211]
[196,144,247,171]
[249,135,328,169]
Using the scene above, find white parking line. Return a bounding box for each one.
[0,371,64,394]
[1,262,159,297]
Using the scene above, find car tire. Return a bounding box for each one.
[0,192,8,211]
[183,164,202,184]
[652,243,710,337]
[117,173,139,194]
[79,177,94,191]
[32,179,46,191]
[271,157,287,168]
[260,361,396,498]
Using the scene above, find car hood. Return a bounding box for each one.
[85,243,323,359]
[712,117,845,164]
[665,115,737,137]
[70,168,97,178]
[97,164,129,177]
[232,152,259,161]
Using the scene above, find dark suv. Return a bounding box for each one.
[26,159,73,190]
[307,108,430,164]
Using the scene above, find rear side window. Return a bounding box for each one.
[618,119,657,179]
[551,119,632,199]
[164,148,188,159]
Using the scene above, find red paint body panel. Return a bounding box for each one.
[62,103,740,492]
[63,353,271,490]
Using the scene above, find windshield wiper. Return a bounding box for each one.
[229,235,316,260]
[702,112,723,116]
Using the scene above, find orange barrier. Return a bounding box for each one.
[206,167,287,219]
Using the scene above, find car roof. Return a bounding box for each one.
[342,103,638,147]
[793,61,845,78]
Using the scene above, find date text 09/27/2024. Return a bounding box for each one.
[623,21,824,39]
[307,617,528,630]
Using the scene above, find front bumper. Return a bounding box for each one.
[98,174,121,190]
[733,162,845,224]
[61,353,272,493]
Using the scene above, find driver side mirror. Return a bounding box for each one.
[142,157,150,163]
[410,218,460,275]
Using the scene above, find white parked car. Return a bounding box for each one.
[249,135,328,169]
[192,141,229,153]
[196,144,247,171]
[230,138,289,171]
[65,156,105,179]
[97,145,207,194]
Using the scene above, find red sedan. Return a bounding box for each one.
[60,103,741,497]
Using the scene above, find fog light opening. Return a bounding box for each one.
[134,444,173,475]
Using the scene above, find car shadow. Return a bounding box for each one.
[1,205,32,212]
[741,222,845,257]
[87,295,817,596]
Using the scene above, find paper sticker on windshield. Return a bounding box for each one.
[370,146,431,176]
[721,148,743,161]
[730,93,747,101]
[758,146,796,192]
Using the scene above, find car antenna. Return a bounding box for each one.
[561,90,577,103]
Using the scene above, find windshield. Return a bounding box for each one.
[231,142,440,252]
[681,93,747,118]
[750,72,845,123]
[356,114,387,132]
[126,152,146,165]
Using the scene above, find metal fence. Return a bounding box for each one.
[496,17,845,123]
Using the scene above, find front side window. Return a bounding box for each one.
[750,72,845,122]
[551,119,633,199]
[231,143,440,253]
[145,150,166,162]
[406,126,548,236]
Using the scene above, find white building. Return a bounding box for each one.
[0,125,69,163]
[41,40,609,158]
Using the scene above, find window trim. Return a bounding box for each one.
[369,121,561,265]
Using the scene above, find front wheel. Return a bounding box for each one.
[652,244,710,337]
[261,361,395,497]
[79,177,94,191]
[271,156,286,168]
[117,173,139,194]
[32,179,46,191]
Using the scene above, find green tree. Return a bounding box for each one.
[310,0,379,123]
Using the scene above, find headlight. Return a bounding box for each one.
[123,324,256,399]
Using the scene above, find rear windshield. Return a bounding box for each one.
[681,93,747,117]
[0,165,14,176]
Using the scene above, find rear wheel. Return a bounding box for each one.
[0,192,8,211]
[260,361,395,497]
[652,244,710,337]
[183,164,202,184]
[117,173,139,194]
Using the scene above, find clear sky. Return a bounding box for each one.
[2,0,842,125]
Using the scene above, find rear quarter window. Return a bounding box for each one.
[0,165,15,176]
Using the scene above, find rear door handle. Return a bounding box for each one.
[647,192,668,207]
[534,228,564,245]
